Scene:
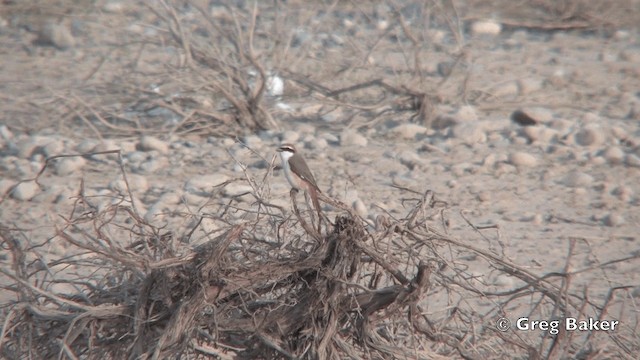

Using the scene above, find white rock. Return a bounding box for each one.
[352,199,368,218]
[471,20,502,36]
[139,136,169,154]
[55,157,86,176]
[603,146,625,165]
[102,1,125,13]
[390,123,428,139]
[564,171,594,187]
[574,126,606,147]
[267,74,284,97]
[340,129,368,147]
[11,181,40,201]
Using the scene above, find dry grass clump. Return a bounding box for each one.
[1,164,638,359]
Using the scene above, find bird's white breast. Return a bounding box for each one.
[279,151,300,190]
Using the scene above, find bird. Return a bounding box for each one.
[277,143,322,223]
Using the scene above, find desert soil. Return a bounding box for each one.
[1,0,639,357]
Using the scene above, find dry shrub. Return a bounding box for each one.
[1,157,638,359]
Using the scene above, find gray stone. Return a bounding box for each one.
[490,81,519,98]
[625,154,640,168]
[76,139,98,153]
[110,174,149,194]
[509,152,538,167]
[139,136,169,154]
[398,150,424,170]
[518,78,544,95]
[574,126,606,147]
[185,174,230,196]
[390,123,429,140]
[280,130,300,144]
[452,123,487,144]
[42,139,65,157]
[603,213,624,227]
[55,157,86,176]
[38,22,75,50]
[603,146,625,165]
[454,105,478,122]
[340,129,368,147]
[11,181,40,201]
[564,171,594,187]
[223,183,254,199]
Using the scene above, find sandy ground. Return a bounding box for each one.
[1,0,639,357]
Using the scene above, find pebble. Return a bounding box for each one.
[352,199,368,218]
[185,174,230,196]
[76,139,98,153]
[471,20,502,36]
[280,130,300,144]
[139,136,169,154]
[242,134,263,149]
[340,129,368,147]
[398,150,423,170]
[307,138,328,150]
[0,179,15,196]
[11,181,40,201]
[390,123,428,139]
[603,213,625,227]
[490,81,519,98]
[109,174,149,194]
[223,183,254,198]
[0,125,13,141]
[522,126,557,143]
[55,157,86,176]
[452,123,487,144]
[564,171,594,187]
[574,126,606,147]
[42,139,65,157]
[37,22,75,50]
[612,186,633,202]
[31,184,65,203]
[137,157,168,174]
[602,146,625,165]
[454,105,478,122]
[102,1,125,13]
[626,154,640,167]
[518,78,544,95]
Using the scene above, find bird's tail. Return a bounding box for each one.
[309,187,322,232]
